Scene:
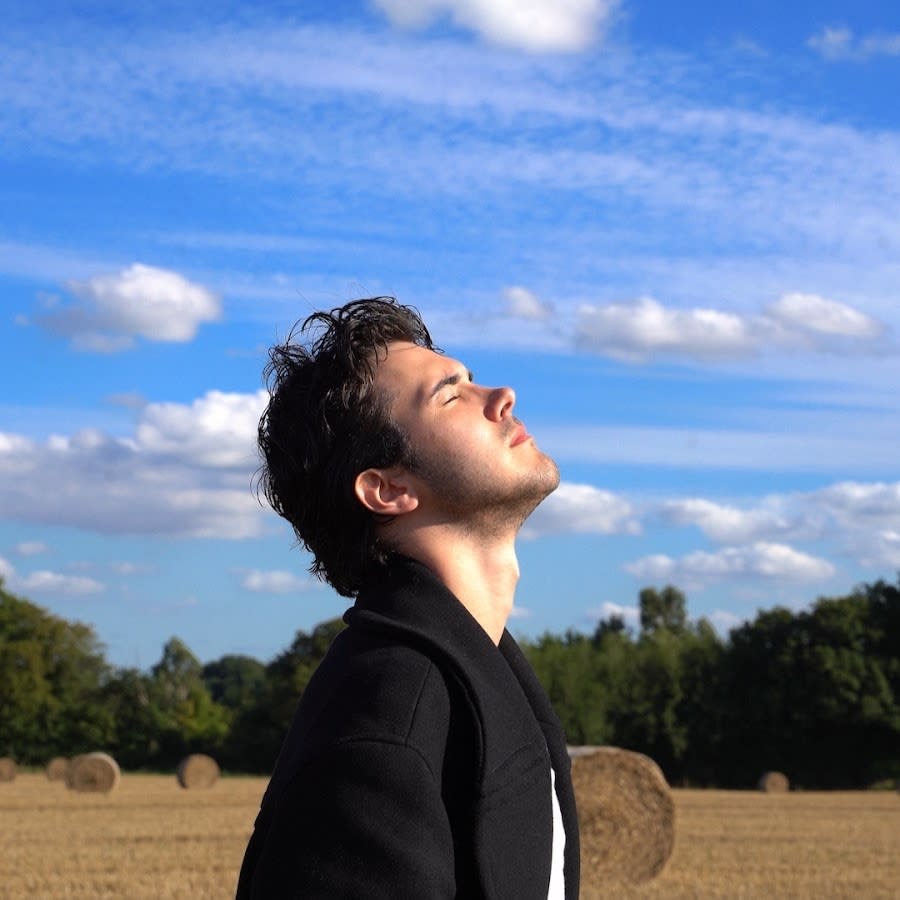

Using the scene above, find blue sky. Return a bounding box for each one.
[2,0,899,668]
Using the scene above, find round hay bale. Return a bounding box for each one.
[758,771,790,792]
[68,752,120,793]
[570,746,675,885]
[64,754,88,789]
[46,756,70,781]
[0,757,17,782]
[176,753,220,789]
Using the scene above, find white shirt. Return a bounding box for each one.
[547,764,567,898]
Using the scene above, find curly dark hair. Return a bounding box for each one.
[256,297,436,597]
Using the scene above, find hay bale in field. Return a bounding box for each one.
[570,746,675,885]
[176,753,220,789]
[67,752,120,793]
[64,754,88,789]
[0,757,17,782]
[46,756,69,781]
[758,771,790,792]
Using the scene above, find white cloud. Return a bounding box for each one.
[523,481,640,538]
[0,389,268,540]
[657,481,900,572]
[625,541,835,584]
[573,294,888,363]
[588,600,639,628]
[239,569,316,593]
[813,481,900,567]
[765,292,884,339]
[503,285,553,320]
[39,263,220,352]
[373,0,618,52]
[576,297,753,362]
[659,498,795,544]
[808,26,900,61]
[0,555,105,596]
[815,480,900,526]
[135,390,266,468]
[17,570,105,595]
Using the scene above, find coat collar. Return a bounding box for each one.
[346,555,552,781]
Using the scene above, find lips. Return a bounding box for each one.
[509,422,531,447]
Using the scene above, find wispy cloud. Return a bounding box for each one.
[808,26,900,61]
[238,569,317,594]
[13,540,49,557]
[503,286,554,320]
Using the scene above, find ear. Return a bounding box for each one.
[354,466,420,516]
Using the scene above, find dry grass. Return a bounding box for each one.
[0,772,262,899]
[0,774,898,898]
[584,789,900,900]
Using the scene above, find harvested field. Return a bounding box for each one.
[0,774,898,898]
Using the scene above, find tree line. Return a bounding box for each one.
[1,577,897,788]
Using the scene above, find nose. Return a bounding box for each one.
[485,385,515,421]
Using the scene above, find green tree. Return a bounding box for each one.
[639,585,687,635]
[100,667,160,769]
[225,618,346,771]
[202,654,266,713]
[523,630,610,744]
[148,637,230,767]
[0,582,111,762]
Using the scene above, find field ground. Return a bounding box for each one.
[1,773,898,898]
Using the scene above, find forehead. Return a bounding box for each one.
[373,341,459,407]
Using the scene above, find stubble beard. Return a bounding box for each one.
[410,444,561,539]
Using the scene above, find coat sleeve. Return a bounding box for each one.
[240,738,457,899]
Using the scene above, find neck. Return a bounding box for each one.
[393,522,521,645]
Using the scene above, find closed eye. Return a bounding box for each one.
[430,368,474,404]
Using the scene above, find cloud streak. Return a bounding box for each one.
[808,27,900,61]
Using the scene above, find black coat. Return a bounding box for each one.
[237,557,580,898]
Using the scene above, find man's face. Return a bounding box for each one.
[373,341,560,532]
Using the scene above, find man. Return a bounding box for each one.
[237,297,580,898]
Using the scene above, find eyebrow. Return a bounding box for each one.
[428,369,474,401]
